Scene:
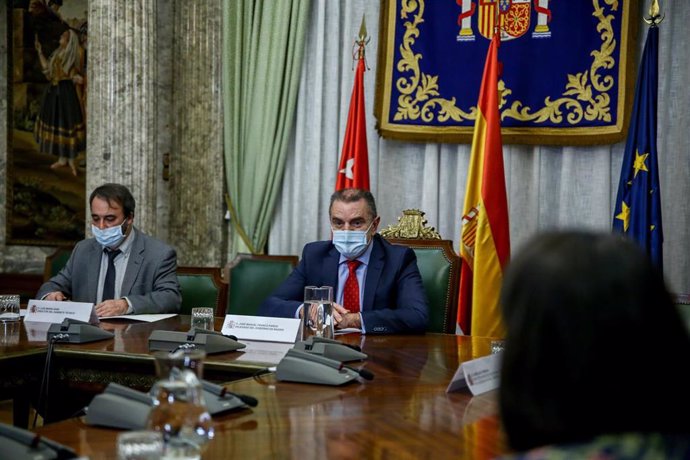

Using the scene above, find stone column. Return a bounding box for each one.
[87,0,160,234]
[167,0,226,266]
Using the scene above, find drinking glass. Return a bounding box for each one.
[302,286,334,340]
[0,321,20,346]
[117,430,164,460]
[147,348,213,460]
[191,307,214,331]
[0,295,20,322]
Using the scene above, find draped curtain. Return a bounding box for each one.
[222,0,311,255]
[268,0,690,294]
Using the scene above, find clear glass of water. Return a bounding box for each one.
[191,307,214,331]
[117,430,164,459]
[148,349,212,460]
[302,286,334,340]
[0,321,20,346]
[0,295,20,322]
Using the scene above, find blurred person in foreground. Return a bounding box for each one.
[498,231,690,459]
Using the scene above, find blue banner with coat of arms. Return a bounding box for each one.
[374,0,640,145]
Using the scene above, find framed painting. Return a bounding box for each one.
[7,0,88,245]
[375,0,640,145]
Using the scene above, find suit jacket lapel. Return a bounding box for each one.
[325,245,340,297]
[363,236,384,312]
[85,239,103,302]
[121,229,144,295]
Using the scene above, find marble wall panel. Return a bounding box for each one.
[168,0,227,266]
[87,0,160,233]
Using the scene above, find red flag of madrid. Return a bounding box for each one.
[457,34,510,337]
[336,56,370,191]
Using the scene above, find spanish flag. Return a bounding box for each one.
[457,35,510,337]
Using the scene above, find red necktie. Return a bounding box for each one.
[343,260,362,313]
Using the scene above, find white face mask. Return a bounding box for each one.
[92,220,128,248]
[332,222,373,259]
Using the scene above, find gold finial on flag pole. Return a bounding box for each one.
[353,15,370,69]
[644,0,664,26]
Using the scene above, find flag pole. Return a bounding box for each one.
[354,15,370,69]
[643,0,663,26]
[611,0,664,271]
[335,15,371,191]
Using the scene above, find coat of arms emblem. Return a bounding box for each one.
[457,0,553,42]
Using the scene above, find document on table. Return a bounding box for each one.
[233,340,293,365]
[99,313,177,322]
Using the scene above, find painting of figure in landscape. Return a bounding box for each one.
[8,0,88,245]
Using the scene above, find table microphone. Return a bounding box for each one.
[279,349,374,383]
[201,380,258,407]
[309,336,362,352]
[187,328,238,341]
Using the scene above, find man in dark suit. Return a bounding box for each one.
[259,189,428,334]
[37,183,181,316]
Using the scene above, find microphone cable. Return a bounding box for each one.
[33,333,69,428]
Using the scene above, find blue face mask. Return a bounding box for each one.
[332,222,373,260]
[92,220,129,248]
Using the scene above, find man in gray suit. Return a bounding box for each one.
[37,183,181,316]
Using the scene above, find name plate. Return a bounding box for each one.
[25,299,97,324]
[446,352,502,396]
[221,314,300,343]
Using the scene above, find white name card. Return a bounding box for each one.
[23,321,52,342]
[25,299,98,324]
[446,352,502,395]
[221,314,300,343]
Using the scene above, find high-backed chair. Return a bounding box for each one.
[381,210,460,334]
[673,293,690,333]
[176,266,227,316]
[224,254,298,316]
[43,246,73,282]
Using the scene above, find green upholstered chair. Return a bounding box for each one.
[43,247,73,281]
[381,210,460,334]
[224,254,298,316]
[673,294,690,333]
[176,266,227,316]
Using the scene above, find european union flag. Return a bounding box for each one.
[613,26,663,273]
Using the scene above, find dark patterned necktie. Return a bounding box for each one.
[343,260,362,313]
[102,249,122,301]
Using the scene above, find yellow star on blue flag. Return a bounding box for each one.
[612,25,663,272]
[632,150,649,178]
[615,201,630,232]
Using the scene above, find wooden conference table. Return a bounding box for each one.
[2,316,509,458]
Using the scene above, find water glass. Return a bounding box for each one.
[0,294,20,322]
[148,349,212,460]
[0,321,20,346]
[302,286,334,340]
[191,307,214,331]
[117,430,164,459]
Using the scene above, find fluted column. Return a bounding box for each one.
[168,0,226,266]
[87,0,159,233]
